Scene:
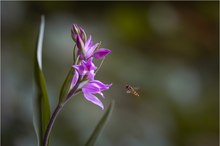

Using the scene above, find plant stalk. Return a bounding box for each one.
[42,75,82,146]
[42,104,63,146]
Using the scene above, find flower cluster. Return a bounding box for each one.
[70,24,111,109]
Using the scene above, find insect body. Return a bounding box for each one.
[125,85,139,96]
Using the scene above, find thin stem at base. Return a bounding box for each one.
[42,104,63,146]
[42,75,82,146]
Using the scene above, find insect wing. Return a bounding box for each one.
[133,87,140,90]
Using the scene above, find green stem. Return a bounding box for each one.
[42,75,82,146]
[42,104,63,146]
[95,57,105,74]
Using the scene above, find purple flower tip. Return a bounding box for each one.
[93,48,111,59]
[71,24,86,43]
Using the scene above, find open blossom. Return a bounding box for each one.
[73,57,96,80]
[71,58,112,109]
[77,35,111,60]
[70,57,96,89]
[76,35,99,59]
[82,80,112,109]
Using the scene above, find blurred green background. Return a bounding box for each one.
[1,2,219,146]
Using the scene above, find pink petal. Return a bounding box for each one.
[86,58,97,71]
[93,48,111,59]
[70,71,79,89]
[87,71,95,80]
[83,91,104,110]
[83,82,100,93]
[73,64,86,75]
[84,35,92,52]
[90,80,112,90]
[86,43,99,59]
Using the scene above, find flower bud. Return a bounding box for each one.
[71,24,87,43]
[71,24,79,42]
[79,26,87,42]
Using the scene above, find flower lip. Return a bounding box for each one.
[72,57,97,80]
[83,91,104,110]
[82,80,112,109]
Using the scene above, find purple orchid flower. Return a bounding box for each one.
[71,58,112,109]
[70,58,96,89]
[77,34,111,60]
[82,80,112,109]
[70,24,112,109]
[72,57,96,80]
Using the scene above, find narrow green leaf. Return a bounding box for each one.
[33,15,51,146]
[59,67,74,104]
[85,100,115,146]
